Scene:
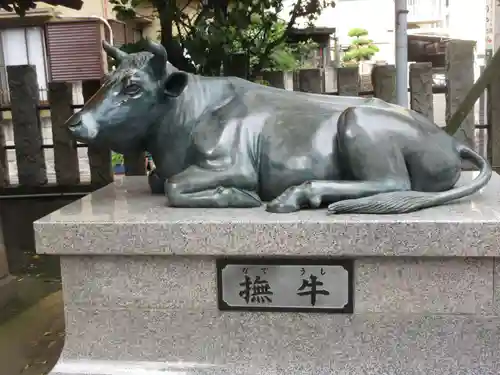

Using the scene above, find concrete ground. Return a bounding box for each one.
[0,278,64,375]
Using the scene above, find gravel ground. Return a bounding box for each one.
[0,283,63,375]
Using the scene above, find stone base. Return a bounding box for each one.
[45,255,500,375]
[49,312,500,374]
[34,175,500,374]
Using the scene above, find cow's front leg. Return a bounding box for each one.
[164,165,262,208]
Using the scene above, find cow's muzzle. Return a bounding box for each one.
[65,112,99,141]
[66,112,82,128]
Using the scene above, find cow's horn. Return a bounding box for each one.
[102,40,128,61]
[144,39,168,63]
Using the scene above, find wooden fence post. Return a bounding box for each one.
[489,70,500,172]
[124,152,146,176]
[409,62,434,121]
[477,65,487,158]
[283,71,294,90]
[48,82,80,185]
[337,66,359,96]
[0,215,9,280]
[7,65,47,186]
[224,53,249,79]
[82,80,113,187]
[0,117,8,188]
[260,71,286,89]
[372,65,396,103]
[296,69,322,93]
[446,40,475,147]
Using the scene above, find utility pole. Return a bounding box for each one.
[395,0,409,107]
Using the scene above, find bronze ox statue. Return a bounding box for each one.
[65,39,492,214]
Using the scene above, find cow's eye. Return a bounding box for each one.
[123,84,141,95]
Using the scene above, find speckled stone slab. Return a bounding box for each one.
[35,173,500,374]
[46,254,500,375]
[52,307,500,374]
[34,172,500,257]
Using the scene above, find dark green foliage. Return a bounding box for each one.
[109,0,335,75]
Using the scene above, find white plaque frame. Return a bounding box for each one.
[216,258,354,314]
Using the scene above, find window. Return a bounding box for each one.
[0,27,49,104]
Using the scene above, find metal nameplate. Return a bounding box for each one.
[216,258,354,314]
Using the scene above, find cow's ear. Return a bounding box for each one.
[164,72,189,97]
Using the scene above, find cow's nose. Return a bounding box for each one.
[66,113,82,128]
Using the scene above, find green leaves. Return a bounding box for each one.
[110,0,335,75]
[111,152,124,167]
[347,27,369,38]
[343,27,379,64]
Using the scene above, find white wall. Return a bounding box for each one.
[1,27,49,102]
[447,0,486,52]
[283,0,489,62]
[332,0,395,62]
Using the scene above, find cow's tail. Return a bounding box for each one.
[327,144,492,215]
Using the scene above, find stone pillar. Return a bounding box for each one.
[372,65,397,103]
[337,66,359,96]
[224,53,249,79]
[48,82,80,185]
[0,214,14,309]
[7,65,47,186]
[124,152,146,176]
[284,71,294,91]
[488,70,500,172]
[261,71,286,89]
[446,40,476,147]
[409,62,434,121]
[296,69,322,93]
[0,215,8,279]
[0,119,8,188]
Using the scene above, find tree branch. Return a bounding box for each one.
[253,0,303,72]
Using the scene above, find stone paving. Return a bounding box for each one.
[0,289,64,375]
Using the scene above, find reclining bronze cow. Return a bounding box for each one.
[65,39,492,215]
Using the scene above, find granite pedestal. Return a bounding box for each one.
[34,173,500,375]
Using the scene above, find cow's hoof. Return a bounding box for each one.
[214,187,262,208]
[266,201,299,213]
[266,186,305,213]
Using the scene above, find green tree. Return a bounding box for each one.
[342,27,379,65]
[110,0,335,76]
[226,18,319,73]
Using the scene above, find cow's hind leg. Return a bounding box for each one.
[266,107,412,213]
